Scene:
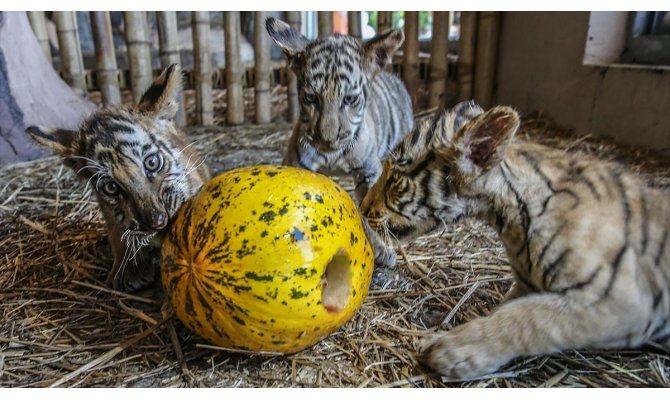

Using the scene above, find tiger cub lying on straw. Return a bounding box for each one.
[26,64,210,292]
[361,101,670,379]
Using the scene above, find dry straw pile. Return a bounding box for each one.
[1,99,669,387]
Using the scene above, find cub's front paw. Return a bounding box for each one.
[373,242,397,269]
[116,259,157,293]
[419,328,504,381]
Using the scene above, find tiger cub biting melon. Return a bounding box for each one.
[362,101,670,379]
[26,65,210,292]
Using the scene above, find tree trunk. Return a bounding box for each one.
[0,11,94,166]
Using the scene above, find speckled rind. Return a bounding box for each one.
[161,165,374,353]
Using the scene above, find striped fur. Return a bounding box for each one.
[266,17,413,202]
[361,101,670,379]
[26,65,210,292]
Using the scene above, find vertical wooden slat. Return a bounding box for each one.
[27,11,52,63]
[428,11,450,109]
[474,11,500,109]
[348,11,361,38]
[285,11,301,123]
[90,12,121,106]
[123,11,153,103]
[402,11,419,108]
[192,11,213,125]
[224,11,244,125]
[377,11,392,34]
[318,11,333,36]
[156,11,186,126]
[254,11,271,124]
[457,11,477,102]
[53,12,86,97]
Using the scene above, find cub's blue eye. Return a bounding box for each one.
[102,180,121,196]
[144,153,163,173]
[343,94,358,106]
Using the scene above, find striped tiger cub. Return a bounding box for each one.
[265,18,413,202]
[26,64,210,292]
[266,18,413,268]
[361,101,670,379]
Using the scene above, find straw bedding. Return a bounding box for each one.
[1,91,669,387]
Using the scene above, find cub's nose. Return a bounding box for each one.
[151,211,168,230]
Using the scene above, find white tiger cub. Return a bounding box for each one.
[362,101,670,379]
[266,18,413,202]
[266,18,414,269]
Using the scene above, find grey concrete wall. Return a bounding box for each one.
[495,11,670,150]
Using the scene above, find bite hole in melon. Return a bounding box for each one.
[321,249,351,314]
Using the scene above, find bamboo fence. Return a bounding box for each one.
[29,11,482,126]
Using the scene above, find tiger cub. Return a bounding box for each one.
[26,64,210,292]
[361,101,670,379]
[266,18,413,201]
[266,18,413,268]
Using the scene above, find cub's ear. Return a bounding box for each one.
[363,29,404,69]
[25,126,77,157]
[266,17,309,66]
[25,126,84,173]
[431,100,485,150]
[136,63,182,119]
[446,106,520,175]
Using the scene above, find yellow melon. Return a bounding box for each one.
[161,165,374,353]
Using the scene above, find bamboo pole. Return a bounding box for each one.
[457,11,477,102]
[402,11,419,108]
[428,11,450,109]
[27,11,52,63]
[254,11,271,124]
[224,11,244,125]
[90,12,121,105]
[156,11,186,126]
[318,11,333,36]
[378,11,392,34]
[348,11,361,38]
[53,12,86,97]
[192,11,213,125]
[285,11,301,123]
[123,11,153,103]
[473,11,500,109]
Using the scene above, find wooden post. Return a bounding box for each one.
[457,11,477,102]
[156,11,186,126]
[474,11,500,109]
[123,11,153,103]
[224,11,244,125]
[378,11,392,34]
[285,11,300,123]
[428,11,450,109]
[27,11,52,63]
[53,12,87,97]
[318,11,333,36]
[402,11,419,108]
[192,11,213,125]
[90,12,121,105]
[348,11,361,38]
[254,11,271,124]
